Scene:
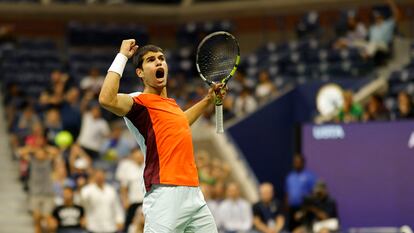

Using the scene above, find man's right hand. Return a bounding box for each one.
[120,39,139,59]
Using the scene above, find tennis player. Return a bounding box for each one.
[99,39,224,232]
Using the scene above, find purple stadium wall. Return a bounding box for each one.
[302,121,414,228]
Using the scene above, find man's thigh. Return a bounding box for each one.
[184,205,218,233]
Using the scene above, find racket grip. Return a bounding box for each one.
[215,104,224,134]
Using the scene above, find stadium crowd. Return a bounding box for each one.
[1,0,413,232]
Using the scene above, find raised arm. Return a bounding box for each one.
[184,83,226,126]
[386,0,401,21]
[99,39,138,116]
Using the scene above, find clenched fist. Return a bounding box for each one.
[119,39,139,59]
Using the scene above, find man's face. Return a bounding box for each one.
[293,156,304,171]
[260,183,274,203]
[91,105,101,118]
[137,51,168,90]
[94,170,106,186]
[63,188,73,203]
[226,183,240,200]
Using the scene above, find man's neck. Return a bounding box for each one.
[143,86,168,98]
[64,201,74,206]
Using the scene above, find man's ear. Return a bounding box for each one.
[136,68,144,78]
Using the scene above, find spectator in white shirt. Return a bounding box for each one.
[77,103,110,160]
[218,182,253,233]
[234,87,258,118]
[80,168,124,233]
[115,148,145,233]
[255,71,277,104]
[80,67,105,94]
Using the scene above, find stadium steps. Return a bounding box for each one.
[192,119,260,202]
[0,94,34,233]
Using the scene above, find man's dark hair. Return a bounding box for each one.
[133,44,164,69]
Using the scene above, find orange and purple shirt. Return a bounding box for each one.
[124,92,199,192]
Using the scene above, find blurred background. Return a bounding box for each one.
[1,0,414,233]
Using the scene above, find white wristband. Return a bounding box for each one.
[108,53,128,77]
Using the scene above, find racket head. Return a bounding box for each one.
[196,31,240,86]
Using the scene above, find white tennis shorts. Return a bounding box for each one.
[142,185,218,233]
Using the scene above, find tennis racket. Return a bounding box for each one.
[196,31,240,133]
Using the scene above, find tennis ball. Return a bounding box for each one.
[55,131,73,149]
[104,149,118,161]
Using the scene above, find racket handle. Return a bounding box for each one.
[215,104,224,134]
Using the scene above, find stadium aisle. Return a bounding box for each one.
[0,95,33,233]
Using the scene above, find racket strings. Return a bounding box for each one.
[198,35,238,83]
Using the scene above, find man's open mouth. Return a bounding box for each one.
[156,68,165,79]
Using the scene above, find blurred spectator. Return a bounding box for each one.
[127,206,145,233]
[252,182,285,233]
[197,150,216,185]
[210,158,231,184]
[392,91,414,120]
[77,103,110,160]
[25,122,47,148]
[217,182,253,233]
[48,187,86,233]
[4,83,26,131]
[0,24,16,44]
[80,168,124,233]
[53,159,75,205]
[255,71,277,104]
[285,155,317,232]
[295,181,338,233]
[44,108,64,145]
[296,11,320,39]
[100,121,135,167]
[207,181,226,230]
[363,94,390,121]
[228,72,245,95]
[60,87,83,139]
[39,70,69,108]
[19,123,50,192]
[115,148,145,233]
[355,0,401,60]
[68,144,91,190]
[223,95,236,121]
[80,67,105,94]
[18,145,60,233]
[15,103,41,141]
[234,87,258,118]
[200,183,217,224]
[336,90,363,123]
[334,12,367,49]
